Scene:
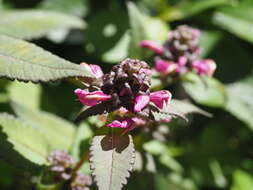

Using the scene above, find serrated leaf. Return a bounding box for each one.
[0,10,85,40]
[0,34,94,82]
[90,134,135,190]
[0,113,49,165]
[225,76,253,131]
[213,6,253,44]
[12,102,76,151]
[182,73,226,107]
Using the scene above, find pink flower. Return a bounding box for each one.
[150,90,172,109]
[74,89,111,106]
[175,56,188,73]
[80,62,103,78]
[139,40,164,54]
[192,59,216,76]
[107,117,146,132]
[107,119,130,128]
[155,59,177,74]
[134,94,150,112]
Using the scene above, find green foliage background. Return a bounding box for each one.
[0,0,253,190]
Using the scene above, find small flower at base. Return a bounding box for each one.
[80,62,103,78]
[71,172,92,190]
[155,59,177,74]
[139,40,164,54]
[150,90,172,109]
[74,89,111,106]
[134,94,150,112]
[107,117,146,132]
[107,120,130,128]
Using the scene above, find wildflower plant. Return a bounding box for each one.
[1,1,252,190]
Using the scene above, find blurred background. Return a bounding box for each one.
[0,0,253,190]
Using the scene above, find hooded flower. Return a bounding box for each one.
[75,89,111,106]
[192,59,216,76]
[150,90,172,109]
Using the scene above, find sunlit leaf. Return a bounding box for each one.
[127,2,169,59]
[225,76,253,131]
[231,170,253,190]
[0,10,85,40]
[213,6,253,44]
[0,113,49,166]
[90,134,135,190]
[182,73,226,107]
[0,35,94,82]
[160,0,229,21]
[12,102,76,151]
[7,81,41,109]
[38,0,89,17]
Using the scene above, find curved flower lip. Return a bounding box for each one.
[150,90,172,109]
[74,89,111,106]
[139,40,164,54]
[80,62,103,78]
[134,94,150,112]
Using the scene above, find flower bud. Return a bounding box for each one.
[139,40,164,54]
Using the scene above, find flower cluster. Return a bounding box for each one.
[47,150,92,190]
[47,150,75,180]
[140,25,216,76]
[75,58,172,131]
[71,172,92,190]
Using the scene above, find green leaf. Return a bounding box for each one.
[0,10,85,40]
[199,30,222,58]
[71,122,93,160]
[182,73,226,107]
[0,113,49,165]
[102,32,130,63]
[231,170,253,190]
[170,100,212,117]
[213,6,253,44]
[225,76,253,131]
[38,0,89,17]
[127,2,169,59]
[12,102,76,151]
[90,134,135,190]
[7,81,41,109]
[161,0,229,21]
[0,35,94,82]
